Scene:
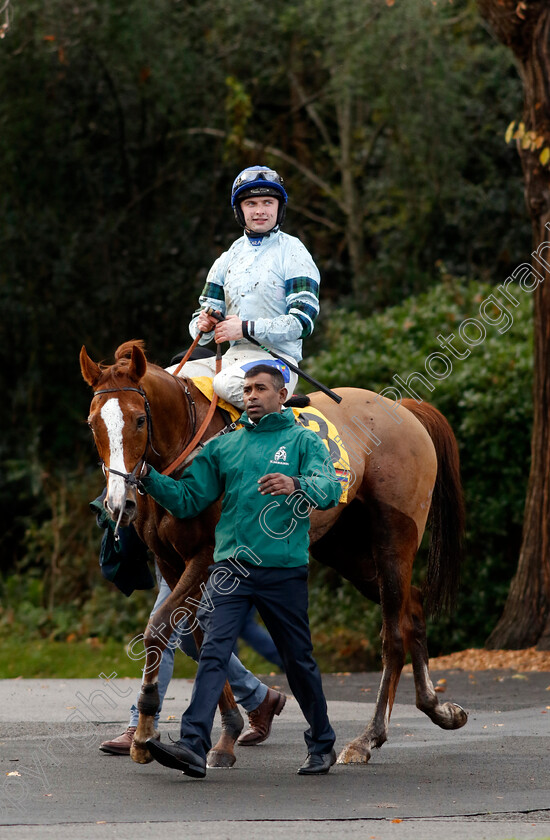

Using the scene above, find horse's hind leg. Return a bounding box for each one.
[207,682,244,768]
[338,504,418,765]
[409,586,467,730]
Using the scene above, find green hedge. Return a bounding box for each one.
[306,274,533,654]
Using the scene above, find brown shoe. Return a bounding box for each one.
[237,688,286,746]
[99,727,136,755]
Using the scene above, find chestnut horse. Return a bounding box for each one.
[80,340,467,768]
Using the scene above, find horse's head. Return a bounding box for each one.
[81,341,150,528]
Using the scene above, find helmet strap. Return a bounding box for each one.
[244,225,280,241]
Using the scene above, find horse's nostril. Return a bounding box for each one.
[125,499,137,513]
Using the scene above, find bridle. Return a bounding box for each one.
[93,342,224,537]
[92,382,196,538]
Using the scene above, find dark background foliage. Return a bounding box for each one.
[0,0,533,666]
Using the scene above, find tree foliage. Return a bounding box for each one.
[308,276,533,650]
[0,0,535,655]
[477,0,550,649]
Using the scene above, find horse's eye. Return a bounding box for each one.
[137,415,146,430]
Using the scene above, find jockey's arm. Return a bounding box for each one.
[242,273,320,348]
[189,253,227,344]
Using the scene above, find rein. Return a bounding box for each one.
[162,345,222,475]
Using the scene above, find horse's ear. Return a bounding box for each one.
[80,346,102,387]
[128,343,147,383]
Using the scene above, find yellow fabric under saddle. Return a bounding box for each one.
[192,377,350,503]
[291,406,351,503]
[192,376,242,423]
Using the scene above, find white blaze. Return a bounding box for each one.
[100,398,127,509]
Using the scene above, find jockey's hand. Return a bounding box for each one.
[197,310,219,333]
[258,473,295,496]
[214,315,243,343]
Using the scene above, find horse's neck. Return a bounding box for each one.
[144,368,224,470]
[184,376,228,437]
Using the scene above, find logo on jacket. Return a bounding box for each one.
[270,446,289,466]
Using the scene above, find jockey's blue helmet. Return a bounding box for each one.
[231,165,288,228]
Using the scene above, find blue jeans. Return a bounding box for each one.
[179,562,335,761]
[129,572,267,727]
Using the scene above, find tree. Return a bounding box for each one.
[201,0,526,302]
[478,0,550,649]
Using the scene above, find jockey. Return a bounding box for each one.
[169,166,321,409]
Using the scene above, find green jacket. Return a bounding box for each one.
[141,407,341,568]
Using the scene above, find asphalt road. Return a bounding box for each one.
[1,669,549,839]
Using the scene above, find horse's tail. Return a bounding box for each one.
[402,399,465,616]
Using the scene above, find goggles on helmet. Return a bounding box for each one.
[231,167,288,206]
[233,169,281,191]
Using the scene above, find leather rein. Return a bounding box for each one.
[94,340,224,512]
[162,339,222,475]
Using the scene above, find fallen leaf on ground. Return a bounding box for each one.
[403,647,550,673]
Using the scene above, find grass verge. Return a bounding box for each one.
[0,636,282,680]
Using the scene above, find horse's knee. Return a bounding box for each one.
[137,682,160,716]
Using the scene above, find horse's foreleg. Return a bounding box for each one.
[131,591,182,765]
[207,681,244,769]
[191,622,243,769]
[131,551,214,764]
[409,586,467,730]
[130,627,165,765]
[149,613,242,770]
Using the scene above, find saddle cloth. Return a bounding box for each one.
[192,377,350,503]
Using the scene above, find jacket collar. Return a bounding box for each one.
[240,406,295,432]
[243,228,281,248]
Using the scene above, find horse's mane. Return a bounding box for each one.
[93,340,149,385]
[115,340,147,361]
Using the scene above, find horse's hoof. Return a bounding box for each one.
[130,731,160,765]
[336,742,371,765]
[448,703,468,730]
[206,749,236,768]
[130,741,154,764]
[432,701,468,731]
